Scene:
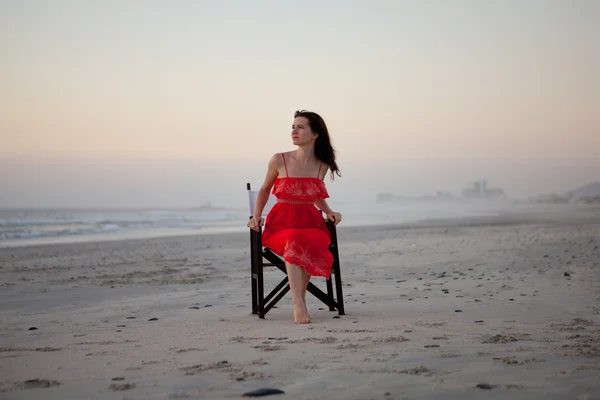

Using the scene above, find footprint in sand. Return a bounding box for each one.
[109,382,136,391]
[22,379,61,389]
[254,345,284,351]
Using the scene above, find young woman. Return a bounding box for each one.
[248,110,342,324]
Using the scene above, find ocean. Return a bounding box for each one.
[0,200,507,248]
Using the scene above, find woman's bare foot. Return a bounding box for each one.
[293,302,311,324]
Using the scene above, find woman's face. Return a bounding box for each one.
[291,116,317,146]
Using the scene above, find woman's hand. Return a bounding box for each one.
[326,211,342,226]
[247,216,264,232]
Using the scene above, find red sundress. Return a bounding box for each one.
[262,154,333,279]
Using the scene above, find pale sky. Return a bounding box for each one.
[1,0,599,208]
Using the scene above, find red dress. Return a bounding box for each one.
[262,155,333,279]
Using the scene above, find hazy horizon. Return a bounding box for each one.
[1,153,598,209]
[1,0,598,209]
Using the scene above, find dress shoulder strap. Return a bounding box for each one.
[281,153,289,177]
[317,161,323,179]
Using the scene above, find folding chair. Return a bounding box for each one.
[246,182,345,319]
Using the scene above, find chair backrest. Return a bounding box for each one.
[246,183,277,217]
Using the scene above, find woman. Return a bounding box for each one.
[248,110,342,324]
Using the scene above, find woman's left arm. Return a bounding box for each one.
[315,199,342,225]
[316,168,341,225]
[315,199,333,214]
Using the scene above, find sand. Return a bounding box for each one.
[1,205,599,400]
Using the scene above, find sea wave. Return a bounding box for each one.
[0,208,248,243]
[0,223,122,240]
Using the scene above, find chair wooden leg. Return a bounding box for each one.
[255,230,266,318]
[326,277,335,311]
[251,284,258,314]
[250,229,258,314]
[257,266,265,318]
[328,224,345,316]
[333,257,345,315]
[256,250,265,318]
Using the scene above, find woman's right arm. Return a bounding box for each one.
[252,154,280,219]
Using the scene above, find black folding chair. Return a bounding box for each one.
[246,183,345,319]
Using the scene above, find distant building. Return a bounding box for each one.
[462,180,506,198]
[375,180,506,203]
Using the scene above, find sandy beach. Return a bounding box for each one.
[1,204,599,400]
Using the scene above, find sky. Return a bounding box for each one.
[1,0,599,208]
